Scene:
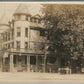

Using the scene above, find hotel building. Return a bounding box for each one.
[0,4,57,72]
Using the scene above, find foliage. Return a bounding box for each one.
[42,4,84,66]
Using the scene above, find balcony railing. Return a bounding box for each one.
[8,42,46,54]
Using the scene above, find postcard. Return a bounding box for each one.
[0,2,84,82]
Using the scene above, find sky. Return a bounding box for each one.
[0,2,84,22]
[0,2,42,21]
[0,2,43,33]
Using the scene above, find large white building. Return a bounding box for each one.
[0,4,56,72]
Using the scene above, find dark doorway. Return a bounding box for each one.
[13,55,27,72]
[30,56,36,72]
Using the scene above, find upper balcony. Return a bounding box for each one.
[30,22,45,29]
[7,41,46,55]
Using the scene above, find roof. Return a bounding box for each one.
[14,4,31,16]
[30,26,49,31]
[32,14,41,19]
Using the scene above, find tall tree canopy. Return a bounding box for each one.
[42,4,84,66]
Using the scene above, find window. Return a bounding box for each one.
[6,44,7,49]
[26,16,30,21]
[8,44,10,49]
[34,18,37,23]
[12,42,14,48]
[16,14,21,20]
[10,32,12,40]
[25,28,28,37]
[3,33,5,41]
[8,32,10,41]
[28,16,30,21]
[17,27,21,37]
[25,42,28,50]
[38,19,41,24]
[6,32,7,41]
[47,35,50,40]
[12,30,14,39]
[16,41,20,50]
[30,18,32,22]
[14,55,17,64]
[26,16,28,21]
[40,30,46,36]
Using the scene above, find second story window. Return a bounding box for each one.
[40,30,46,37]
[25,28,28,37]
[8,44,10,49]
[25,42,28,50]
[3,33,5,41]
[17,27,21,37]
[6,32,7,41]
[16,14,21,20]
[12,29,14,39]
[16,41,20,50]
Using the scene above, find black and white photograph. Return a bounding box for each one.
[0,2,84,82]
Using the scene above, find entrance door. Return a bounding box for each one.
[3,57,10,72]
[14,55,27,72]
[30,56,36,72]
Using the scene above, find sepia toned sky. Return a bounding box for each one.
[0,2,42,21]
[0,2,84,22]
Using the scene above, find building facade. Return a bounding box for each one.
[0,4,57,72]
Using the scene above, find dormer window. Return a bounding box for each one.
[32,18,34,22]
[15,14,21,20]
[28,16,30,21]
[26,16,28,21]
[41,20,44,24]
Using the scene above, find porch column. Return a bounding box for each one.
[36,55,39,72]
[27,55,30,72]
[43,54,47,72]
[10,53,14,72]
[0,58,2,72]
[3,57,5,72]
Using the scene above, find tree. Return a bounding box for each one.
[42,4,84,69]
